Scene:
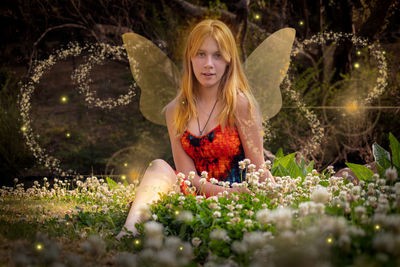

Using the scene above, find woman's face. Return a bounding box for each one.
[191,36,229,91]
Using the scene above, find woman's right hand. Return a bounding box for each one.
[229,186,251,195]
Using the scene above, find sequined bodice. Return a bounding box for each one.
[180,125,245,184]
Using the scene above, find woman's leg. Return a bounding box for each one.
[117,159,178,238]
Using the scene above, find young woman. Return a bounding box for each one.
[117,19,274,238]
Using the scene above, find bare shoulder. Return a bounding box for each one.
[236,92,250,114]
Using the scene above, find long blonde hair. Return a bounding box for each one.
[173,19,258,135]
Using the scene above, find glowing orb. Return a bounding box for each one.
[35,243,43,251]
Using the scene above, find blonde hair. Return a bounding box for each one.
[173,19,258,135]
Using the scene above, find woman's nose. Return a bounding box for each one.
[204,56,214,68]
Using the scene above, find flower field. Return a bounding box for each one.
[1,134,399,266]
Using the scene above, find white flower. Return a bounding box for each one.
[248,164,256,172]
[231,241,247,254]
[176,211,193,223]
[271,207,292,230]
[244,219,253,227]
[243,231,267,249]
[385,167,398,182]
[213,211,221,218]
[188,171,195,181]
[256,209,270,225]
[201,171,208,179]
[265,160,272,170]
[144,221,164,237]
[191,237,202,247]
[210,178,218,185]
[199,178,207,185]
[210,229,230,242]
[311,186,331,203]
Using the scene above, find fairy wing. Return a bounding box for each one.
[245,28,295,120]
[122,33,180,126]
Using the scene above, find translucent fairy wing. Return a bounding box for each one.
[245,28,296,120]
[122,33,180,126]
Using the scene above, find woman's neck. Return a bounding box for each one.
[196,84,219,104]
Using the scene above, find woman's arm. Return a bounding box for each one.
[234,94,274,183]
[165,100,233,197]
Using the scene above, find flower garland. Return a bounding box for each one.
[19,42,137,176]
[264,31,387,157]
[71,43,136,110]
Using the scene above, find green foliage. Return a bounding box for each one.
[389,133,400,172]
[372,132,400,176]
[271,148,314,179]
[345,162,375,181]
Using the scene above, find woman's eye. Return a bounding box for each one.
[198,52,205,57]
[214,53,222,59]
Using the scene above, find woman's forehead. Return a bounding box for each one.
[198,36,220,52]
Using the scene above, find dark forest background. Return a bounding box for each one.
[0,0,399,185]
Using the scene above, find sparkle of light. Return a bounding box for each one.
[356,51,361,55]
[61,96,68,103]
[375,224,380,230]
[345,101,359,113]
[35,243,43,251]
[66,132,71,138]
[337,204,340,208]
[123,162,128,167]
[149,162,152,167]
[326,237,333,244]
[134,239,140,245]
[299,20,304,26]
[382,51,386,55]
[21,126,27,132]
[179,246,183,251]
[354,62,360,69]
[254,14,261,20]
[121,175,126,180]
[175,210,180,215]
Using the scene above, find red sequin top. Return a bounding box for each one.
[180,124,245,184]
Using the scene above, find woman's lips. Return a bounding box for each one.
[202,73,215,77]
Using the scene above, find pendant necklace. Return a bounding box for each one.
[197,98,218,136]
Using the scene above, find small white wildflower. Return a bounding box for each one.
[176,211,193,223]
[385,167,398,182]
[311,186,331,203]
[199,178,207,185]
[210,178,218,185]
[213,211,221,218]
[188,171,195,181]
[191,237,202,247]
[201,171,208,179]
[210,229,230,242]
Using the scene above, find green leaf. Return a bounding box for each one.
[106,176,118,190]
[306,160,314,174]
[275,148,284,158]
[275,153,296,169]
[372,142,391,169]
[345,162,374,181]
[389,133,400,169]
[286,159,303,179]
[271,164,288,177]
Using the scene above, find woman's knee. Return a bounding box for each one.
[147,159,176,181]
